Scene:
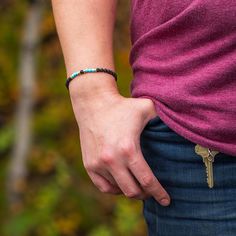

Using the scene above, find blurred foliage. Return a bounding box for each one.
[0,0,147,236]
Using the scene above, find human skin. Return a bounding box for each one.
[51,0,171,206]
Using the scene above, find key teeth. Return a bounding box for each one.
[208,183,214,188]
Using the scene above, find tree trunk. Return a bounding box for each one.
[6,0,44,211]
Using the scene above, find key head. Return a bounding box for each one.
[208,149,220,158]
[194,144,209,158]
[207,149,220,162]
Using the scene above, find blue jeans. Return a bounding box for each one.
[140,115,236,236]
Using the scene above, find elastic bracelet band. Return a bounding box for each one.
[65,68,118,90]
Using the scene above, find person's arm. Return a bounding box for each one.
[51,0,119,99]
[51,0,170,206]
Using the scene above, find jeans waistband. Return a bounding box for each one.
[143,115,191,144]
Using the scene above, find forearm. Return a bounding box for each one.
[51,0,120,99]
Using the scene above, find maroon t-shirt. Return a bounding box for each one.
[129,0,236,156]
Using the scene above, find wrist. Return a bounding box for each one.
[70,88,123,124]
[68,72,119,100]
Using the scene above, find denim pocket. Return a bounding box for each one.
[143,115,192,144]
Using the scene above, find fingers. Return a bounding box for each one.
[108,163,150,200]
[95,169,118,186]
[128,148,171,206]
[88,171,122,195]
[82,133,170,204]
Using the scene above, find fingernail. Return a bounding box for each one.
[160,198,170,206]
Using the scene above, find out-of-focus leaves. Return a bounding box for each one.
[0,124,14,153]
[1,1,147,236]
[114,197,146,236]
[88,225,113,236]
[4,209,40,236]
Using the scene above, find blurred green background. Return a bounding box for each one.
[0,0,147,235]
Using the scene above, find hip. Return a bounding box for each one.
[140,116,236,236]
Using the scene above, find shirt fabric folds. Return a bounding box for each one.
[129,0,236,156]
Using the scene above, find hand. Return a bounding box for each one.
[70,91,171,206]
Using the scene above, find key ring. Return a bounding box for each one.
[207,148,215,162]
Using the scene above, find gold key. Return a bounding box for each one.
[194,144,219,188]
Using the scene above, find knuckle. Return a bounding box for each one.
[83,162,89,170]
[124,190,141,198]
[100,151,115,166]
[85,160,100,171]
[141,175,155,188]
[99,185,113,194]
[129,158,139,167]
[119,140,136,157]
[84,163,92,172]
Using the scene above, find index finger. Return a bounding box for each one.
[128,149,171,206]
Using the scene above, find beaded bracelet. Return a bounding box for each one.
[65,67,118,90]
